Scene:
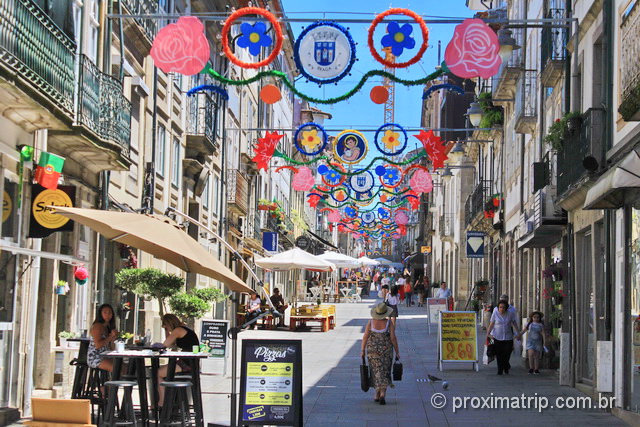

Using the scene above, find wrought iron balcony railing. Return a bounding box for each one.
[556,108,605,198]
[120,0,159,41]
[515,70,538,133]
[0,0,76,114]
[541,7,567,66]
[465,180,492,227]
[226,169,249,214]
[439,213,454,239]
[186,92,216,155]
[619,0,640,121]
[77,55,132,152]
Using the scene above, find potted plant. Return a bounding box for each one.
[543,112,582,150]
[118,332,134,343]
[478,92,503,131]
[549,310,563,337]
[55,280,68,295]
[565,111,582,134]
[258,199,271,211]
[58,331,78,347]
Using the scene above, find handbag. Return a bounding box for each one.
[486,337,496,358]
[360,356,370,392]
[392,357,403,381]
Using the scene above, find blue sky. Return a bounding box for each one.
[280,0,474,145]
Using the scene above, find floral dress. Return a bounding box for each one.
[87,325,109,369]
[366,320,394,389]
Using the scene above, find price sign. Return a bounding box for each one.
[200,320,228,358]
[438,311,478,371]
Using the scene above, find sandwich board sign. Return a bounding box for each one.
[438,311,479,372]
[426,298,448,334]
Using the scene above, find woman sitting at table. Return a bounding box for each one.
[157,314,200,407]
[87,304,118,372]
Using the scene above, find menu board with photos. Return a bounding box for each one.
[239,339,303,426]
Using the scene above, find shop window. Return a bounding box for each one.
[631,208,640,411]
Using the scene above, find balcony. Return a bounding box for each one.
[515,70,537,134]
[186,92,218,161]
[226,169,249,215]
[49,55,132,171]
[465,180,492,228]
[0,0,76,131]
[619,0,640,121]
[540,5,567,88]
[492,27,523,100]
[120,0,159,54]
[519,187,567,248]
[439,213,454,242]
[556,108,606,199]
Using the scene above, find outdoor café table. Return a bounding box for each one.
[67,337,91,399]
[340,287,352,302]
[104,350,209,427]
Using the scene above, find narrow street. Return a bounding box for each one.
[201,300,627,426]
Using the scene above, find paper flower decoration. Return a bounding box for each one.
[150,17,210,75]
[327,210,341,223]
[251,131,284,170]
[406,191,421,209]
[410,169,433,194]
[444,18,501,79]
[74,266,89,281]
[381,21,416,57]
[325,170,343,185]
[395,211,409,225]
[334,189,347,202]
[237,22,273,56]
[345,206,358,218]
[382,130,401,152]
[301,129,321,151]
[414,130,448,170]
[383,168,400,185]
[307,194,322,208]
[292,167,315,191]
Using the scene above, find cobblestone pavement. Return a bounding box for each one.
[201,299,629,426]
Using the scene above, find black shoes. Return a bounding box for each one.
[529,369,534,374]
[379,397,386,405]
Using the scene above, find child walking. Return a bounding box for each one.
[518,311,547,374]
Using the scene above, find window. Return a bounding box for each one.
[202,174,210,209]
[212,175,220,216]
[171,138,180,187]
[156,125,166,176]
[87,0,100,61]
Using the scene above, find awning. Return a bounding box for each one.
[306,230,338,250]
[584,148,640,209]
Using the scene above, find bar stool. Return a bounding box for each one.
[83,367,109,423]
[159,381,193,426]
[103,380,138,426]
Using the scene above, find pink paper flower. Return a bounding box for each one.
[444,18,501,79]
[394,211,409,225]
[327,210,341,223]
[410,169,433,194]
[292,167,315,191]
[150,17,210,75]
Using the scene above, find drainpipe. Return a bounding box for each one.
[563,1,572,113]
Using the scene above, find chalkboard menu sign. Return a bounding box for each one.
[239,339,303,426]
[200,320,228,358]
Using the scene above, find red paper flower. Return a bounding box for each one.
[398,225,407,235]
[444,18,501,79]
[307,194,322,208]
[409,169,433,194]
[292,166,315,191]
[74,266,89,280]
[406,191,421,209]
[252,131,284,170]
[150,17,210,75]
[413,130,448,170]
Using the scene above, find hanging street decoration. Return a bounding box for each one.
[291,166,316,192]
[378,165,404,188]
[333,130,368,165]
[444,18,502,79]
[374,123,408,156]
[422,83,465,99]
[294,21,356,85]
[294,122,328,156]
[186,84,230,100]
[319,162,347,187]
[370,85,390,104]
[348,170,375,194]
[251,131,284,170]
[260,84,282,104]
[221,7,283,69]
[413,130,448,170]
[368,8,429,68]
[150,17,210,75]
[409,168,434,194]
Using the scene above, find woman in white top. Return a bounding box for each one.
[385,285,400,325]
[486,300,520,375]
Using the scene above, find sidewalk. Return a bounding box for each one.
[201,299,628,426]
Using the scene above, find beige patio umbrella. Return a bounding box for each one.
[53,206,252,293]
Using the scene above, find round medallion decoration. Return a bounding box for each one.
[348,170,375,194]
[333,130,368,165]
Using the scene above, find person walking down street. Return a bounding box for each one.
[518,311,547,374]
[435,281,453,310]
[397,275,406,303]
[414,277,425,307]
[361,302,400,405]
[385,286,400,325]
[487,300,520,375]
[404,279,413,307]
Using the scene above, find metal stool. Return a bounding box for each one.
[159,381,193,426]
[83,367,109,423]
[103,380,138,426]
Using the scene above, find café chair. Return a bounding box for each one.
[26,398,95,427]
[159,381,193,426]
[103,380,138,426]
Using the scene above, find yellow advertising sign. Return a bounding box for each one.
[421,245,431,253]
[2,190,11,223]
[32,189,72,229]
[439,311,477,362]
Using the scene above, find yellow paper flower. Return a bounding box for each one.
[301,129,321,151]
[381,129,401,151]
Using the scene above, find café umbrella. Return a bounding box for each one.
[316,251,362,268]
[53,206,252,293]
[358,256,380,266]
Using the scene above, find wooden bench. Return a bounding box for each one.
[290,306,335,332]
[237,306,274,330]
[25,398,95,427]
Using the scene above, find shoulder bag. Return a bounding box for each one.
[392,356,403,381]
[360,356,370,392]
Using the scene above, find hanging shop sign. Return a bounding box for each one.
[239,339,303,426]
[200,320,229,358]
[295,236,311,251]
[29,184,75,238]
[262,232,278,252]
[466,231,485,258]
[294,21,356,85]
[438,311,478,371]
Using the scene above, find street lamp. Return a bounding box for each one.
[440,167,453,182]
[448,142,466,163]
[466,102,484,127]
[497,28,521,63]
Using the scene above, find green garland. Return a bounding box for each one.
[315,186,410,202]
[204,64,444,105]
[274,150,426,176]
[320,199,408,210]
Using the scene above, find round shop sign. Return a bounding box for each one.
[348,170,375,194]
[295,235,311,250]
[294,21,356,85]
[32,189,72,229]
[2,190,11,222]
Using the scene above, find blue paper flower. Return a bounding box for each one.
[345,207,357,217]
[381,21,416,57]
[237,22,273,56]
[383,168,400,185]
[325,170,342,184]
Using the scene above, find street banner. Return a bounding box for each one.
[200,320,228,358]
[426,298,448,333]
[438,311,479,371]
[239,339,303,426]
